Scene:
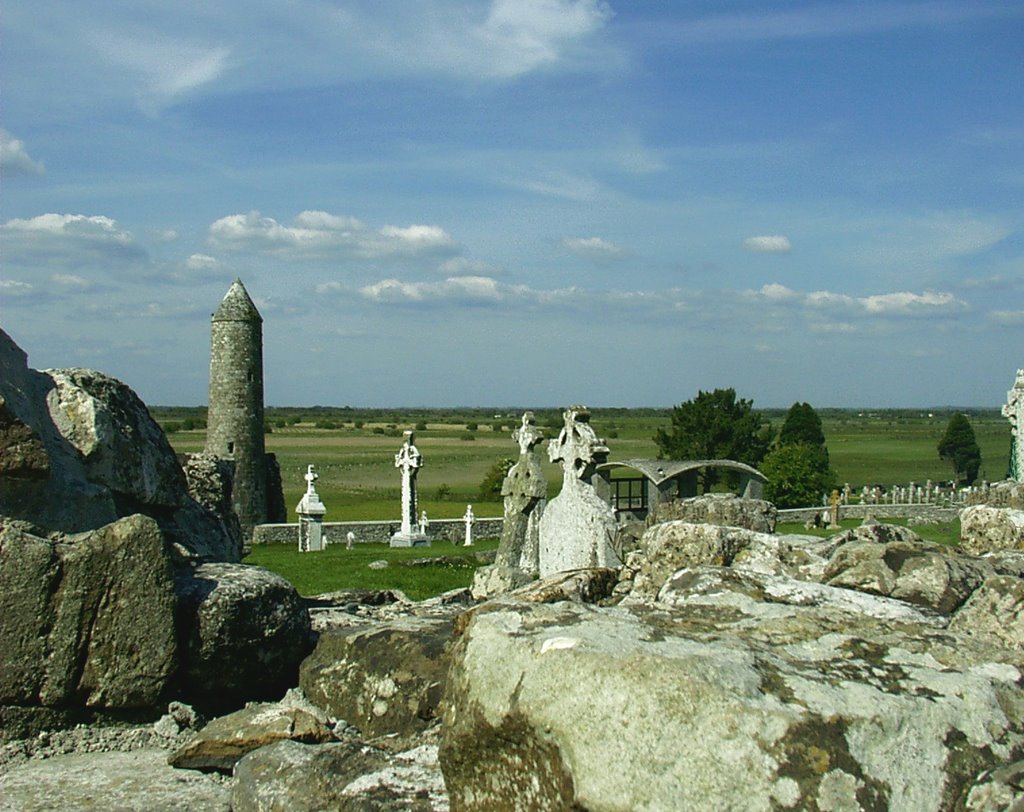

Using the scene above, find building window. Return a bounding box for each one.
[611,477,647,511]
[227,441,234,454]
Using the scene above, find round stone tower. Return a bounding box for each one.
[206,278,266,536]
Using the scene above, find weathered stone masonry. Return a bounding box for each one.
[206,279,267,538]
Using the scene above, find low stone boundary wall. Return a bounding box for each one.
[777,505,960,526]
[252,517,504,546]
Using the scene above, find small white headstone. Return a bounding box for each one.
[463,504,475,547]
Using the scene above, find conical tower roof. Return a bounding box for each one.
[212,278,262,322]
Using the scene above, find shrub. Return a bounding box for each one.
[479,457,516,500]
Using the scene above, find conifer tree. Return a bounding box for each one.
[762,402,835,508]
[654,388,773,493]
[938,413,981,486]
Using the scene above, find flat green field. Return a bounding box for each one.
[165,409,667,521]
[163,407,1010,522]
[161,406,1007,597]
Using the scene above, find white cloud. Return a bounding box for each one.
[562,236,624,259]
[208,210,459,260]
[186,253,219,271]
[0,279,34,296]
[860,290,961,314]
[0,129,44,176]
[751,282,965,318]
[757,283,799,301]
[360,275,520,305]
[473,0,614,78]
[0,213,147,266]
[743,235,792,253]
[154,229,179,242]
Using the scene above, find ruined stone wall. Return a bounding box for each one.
[252,518,503,546]
[776,504,959,525]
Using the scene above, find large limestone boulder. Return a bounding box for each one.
[823,539,992,614]
[647,493,777,533]
[949,575,1024,653]
[440,592,1024,811]
[175,563,313,711]
[299,615,453,741]
[0,514,177,710]
[0,328,239,562]
[960,505,1024,554]
[231,737,449,811]
[0,749,230,811]
[622,521,777,601]
[44,368,186,508]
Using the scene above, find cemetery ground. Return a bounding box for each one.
[161,406,1009,596]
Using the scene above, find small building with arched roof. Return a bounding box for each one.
[595,459,767,520]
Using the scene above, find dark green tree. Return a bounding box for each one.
[761,444,836,508]
[778,402,827,458]
[654,388,774,493]
[762,401,835,507]
[938,413,981,485]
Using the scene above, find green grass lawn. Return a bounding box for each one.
[776,517,961,546]
[246,538,500,599]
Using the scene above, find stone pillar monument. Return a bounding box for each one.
[1003,369,1024,482]
[296,464,327,552]
[471,411,547,599]
[391,431,429,547]
[538,405,620,577]
[206,278,267,539]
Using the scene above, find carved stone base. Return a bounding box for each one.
[389,532,430,548]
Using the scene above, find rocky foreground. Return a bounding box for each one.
[4,515,1024,810]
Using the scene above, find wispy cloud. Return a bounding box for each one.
[207,210,459,260]
[511,171,602,201]
[990,310,1024,326]
[0,130,44,176]
[660,2,1020,45]
[562,236,624,259]
[89,29,230,112]
[743,235,792,254]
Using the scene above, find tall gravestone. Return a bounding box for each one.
[538,405,620,577]
[1003,368,1024,482]
[390,431,429,547]
[205,279,267,539]
[472,412,547,597]
[296,464,327,552]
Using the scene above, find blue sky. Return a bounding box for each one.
[2,1,1022,408]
